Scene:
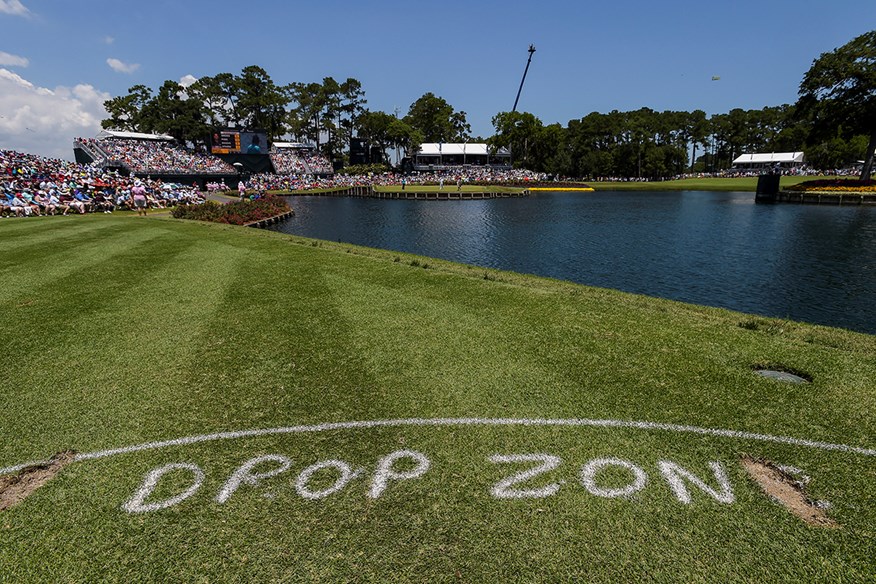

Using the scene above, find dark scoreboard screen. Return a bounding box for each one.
[211,130,266,154]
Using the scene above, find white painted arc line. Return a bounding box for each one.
[1,417,874,475]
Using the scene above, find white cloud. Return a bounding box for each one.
[104,36,115,45]
[179,74,198,88]
[0,68,109,160]
[0,51,28,67]
[0,0,30,16]
[106,58,140,74]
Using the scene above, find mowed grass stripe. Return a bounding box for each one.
[0,215,128,254]
[1,219,169,303]
[0,218,874,582]
[0,222,249,462]
[162,238,391,433]
[323,267,596,417]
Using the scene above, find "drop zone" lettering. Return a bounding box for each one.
[122,450,735,513]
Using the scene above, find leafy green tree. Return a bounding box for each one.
[143,80,209,146]
[355,110,394,162]
[490,111,544,169]
[234,66,290,140]
[404,93,470,143]
[805,134,870,170]
[335,78,367,156]
[288,81,327,150]
[387,118,422,163]
[540,123,570,176]
[355,110,421,165]
[186,73,239,128]
[356,110,393,150]
[680,110,709,171]
[798,30,876,179]
[101,85,153,132]
[769,105,809,152]
[287,77,365,158]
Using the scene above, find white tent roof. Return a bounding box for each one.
[417,143,491,156]
[97,130,175,141]
[732,152,805,165]
[273,142,313,150]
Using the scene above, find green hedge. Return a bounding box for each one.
[337,163,392,175]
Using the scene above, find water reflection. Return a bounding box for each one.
[269,192,876,334]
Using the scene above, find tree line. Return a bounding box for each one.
[101,30,874,180]
[495,30,874,180]
[490,105,867,179]
[101,66,471,163]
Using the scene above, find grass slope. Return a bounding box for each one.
[0,216,874,582]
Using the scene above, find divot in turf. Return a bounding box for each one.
[741,455,838,528]
[0,451,76,511]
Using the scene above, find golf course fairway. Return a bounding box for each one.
[1,215,874,582]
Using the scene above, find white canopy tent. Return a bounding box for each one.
[413,143,511,169]
[418,143,490,157]
[732,152,805,167]
[273,142,314,150]
[96,130,175,141]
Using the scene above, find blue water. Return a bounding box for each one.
[269,191,876,334]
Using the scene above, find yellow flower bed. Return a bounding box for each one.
[787,180,876,193]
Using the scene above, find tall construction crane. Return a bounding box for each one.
[512,45,536,112]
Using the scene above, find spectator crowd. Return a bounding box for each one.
[80,138,236,174]
[246,167,549,192]
[2,149,204,217]
[269,150,309,174]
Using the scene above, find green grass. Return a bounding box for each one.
[1,216,874,582]
[590,176,855,191]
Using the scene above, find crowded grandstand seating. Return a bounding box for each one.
[301,151,333,174]
[79,138,236,174]
[270,148,333,175]
[270,149,309,174]
[1,149,204,217]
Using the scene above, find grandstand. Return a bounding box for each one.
[2,148,203,217]
[74,130,240,187]
[411,143,511,171]
[76,130,235,174]
[73,131,339,185]
[271,142,333,176]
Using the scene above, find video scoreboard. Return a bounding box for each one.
[210,129,267,155]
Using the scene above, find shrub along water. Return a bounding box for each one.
[171,195,289,225]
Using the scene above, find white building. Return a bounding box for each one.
[731,152,805,171]
[413,143,511,170]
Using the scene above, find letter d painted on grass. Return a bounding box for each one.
[123,463,205,513]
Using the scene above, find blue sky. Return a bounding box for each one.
[0,0,871,159]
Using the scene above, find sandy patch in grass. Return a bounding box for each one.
[741,456,838,528]
[0,451,76,511]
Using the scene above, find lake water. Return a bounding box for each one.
[269,191,876,335]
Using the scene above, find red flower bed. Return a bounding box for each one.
[171,195,290,225]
